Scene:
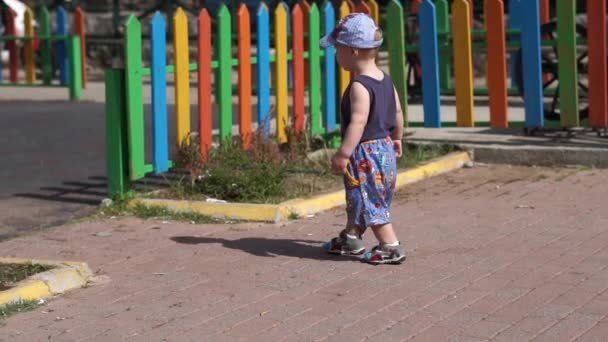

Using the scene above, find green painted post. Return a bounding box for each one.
[436,0,451,90]
[309,4,323,136]
[557,0,579,127]
[105,69,132,198]
[39,7,52,85]
[124,15,146,180]
[68,36,83,100]
[386,0,408,124]
[218,6,233,141]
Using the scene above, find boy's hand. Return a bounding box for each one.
[393,139,403,157]
[332,152,350,175]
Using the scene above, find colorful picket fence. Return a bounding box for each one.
[0,6,86,100]
[106,0,401,196]
[420,0,607,130]
[105,0,608,197]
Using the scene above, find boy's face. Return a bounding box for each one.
[335,43,356,71]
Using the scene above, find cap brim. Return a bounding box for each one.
[320,34,336,48]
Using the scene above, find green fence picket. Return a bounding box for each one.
[69,36,83,100]
[218,6,233,141]
[124,15,146,180]
[39,7,52,85]
[309,4,323,135]
[435,0,451,90]
[557,0,579,127]
[105,69,132,197]
[386,0,408,123]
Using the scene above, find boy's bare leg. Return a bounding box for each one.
[370,223,399,245]
[344,225,366,237]
[364,223,405,264]
[324,224,366,255]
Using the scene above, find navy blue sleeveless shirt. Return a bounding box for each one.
[340,72,397,142]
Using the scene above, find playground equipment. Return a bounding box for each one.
[0,4,86,99]
[105,0,608,197]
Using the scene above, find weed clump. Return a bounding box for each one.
[173,127,335,204]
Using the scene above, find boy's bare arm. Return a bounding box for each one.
[391,87,404,142]
[337,82,370,158]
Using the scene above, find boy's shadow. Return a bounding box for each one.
[170,236,362,262]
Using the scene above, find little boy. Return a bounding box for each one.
[320,13,406,265]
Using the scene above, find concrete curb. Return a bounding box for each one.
[406,128,608,168]
[133,151,472,223]
[0,257,93,306]
[468,145,608,168]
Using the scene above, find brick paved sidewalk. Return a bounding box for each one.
[1,165,608,342]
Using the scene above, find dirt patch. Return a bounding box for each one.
[0,263,54,291]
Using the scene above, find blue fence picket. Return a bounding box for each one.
[56,6,69,85]
[323,2,337,133]
[257,4,271,135]
[151,12,169,174]
[521,0,544,128]
[419,0,441,127]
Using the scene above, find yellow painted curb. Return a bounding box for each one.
[0,257,93,306]
[131,199,283,222]
[134,151,472,223]
[395,151,471,187]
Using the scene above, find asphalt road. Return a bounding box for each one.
[0,99,107,240]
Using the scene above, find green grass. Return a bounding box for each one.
[398,144,458,169]
[156,137,459,205]
[0,300,41,321]
[177,129,458,200]
[168,130,337,204]
[103,133,459,220]
[0,263,54,291]
[98,200,221,224]
[128,203,221,224]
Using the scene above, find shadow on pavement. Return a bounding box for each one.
[14,177,109,206]
[171,236,363,262]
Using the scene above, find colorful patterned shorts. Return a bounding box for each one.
[344,137,397,228]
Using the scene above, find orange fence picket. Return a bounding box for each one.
[347,0,356,12]
[198,9,213,159]
[356,1,371,15]
[587,0,608,127]
[411,0,421,14]
[485,0,508,128]
[292,4,305,136]
[238,4,252,148]
[6,10,19,82]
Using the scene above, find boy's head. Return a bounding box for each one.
[320,13,383,70]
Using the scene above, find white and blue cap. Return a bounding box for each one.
[320,13,382,49]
